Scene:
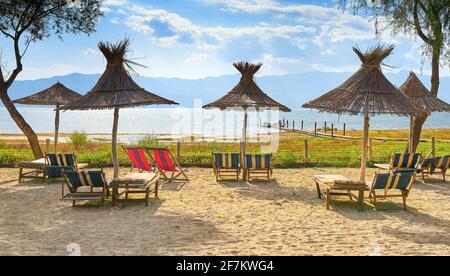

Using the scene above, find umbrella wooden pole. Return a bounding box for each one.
[359,112,370,181]
[54,103,60,153]
[409,115,414,153]
[112,108,120,179]
[242,109,248,180]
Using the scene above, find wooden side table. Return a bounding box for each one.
[110,173,160,207]
[313,175,369,210]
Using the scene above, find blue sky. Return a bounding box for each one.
[2,0,447,80]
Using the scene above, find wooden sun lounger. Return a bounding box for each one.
[110,172,160,207]
[18,158,47,183]
[313,175,369,210]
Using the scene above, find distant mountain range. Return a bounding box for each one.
[6,71,450,108]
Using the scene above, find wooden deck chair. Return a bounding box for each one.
[245,154,273,181]
[122,147,154,173]
[369,171,416,211]
[61,170,108,207]
[45,153,88,180]
[146,147,189,183]
[421,155,450,181]
[375,153,421,173]
[212,153,240,181]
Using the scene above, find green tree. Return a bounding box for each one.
[341,0,450,152]
[0,0,103,158]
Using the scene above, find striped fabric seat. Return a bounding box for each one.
[214,153,240,169]
[391,153,421,170]
[147,147,189,183]
[435,156,450,169]
[47,154,76,167]
[64,170,106,191]
[62,170,107,207]
[46,154,78,179]
[372,172,415,191]
[245,154,271,169]
[421,155,449,181]
[125,148,153,172]
[369,172,416,211]
[153,149,176,172]
[45,166,74,179]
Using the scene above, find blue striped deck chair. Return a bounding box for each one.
[245,154,273,181]
[369,171,416,211]
[421,155,449,181]
[375,153,421,174]
[62,170,108,207]
[45,153,88,179]
[212,153,240,181]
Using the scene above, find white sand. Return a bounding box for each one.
[0,167,449,256]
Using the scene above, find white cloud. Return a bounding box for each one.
[185,53,209,64]
[104,0,128,6]
[311,63,359,73]
[82,48,99,56]
[112,3,315,51]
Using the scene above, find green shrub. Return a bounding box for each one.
[69,131,88,149]
[136,134,159,147]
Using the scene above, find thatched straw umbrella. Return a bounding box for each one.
[303,45,423,181]
[203,62,291,179]
[64,39,178,179]
[13,82,82,153]
[400,71,450,153]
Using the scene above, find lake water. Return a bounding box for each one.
[1,107,449,143]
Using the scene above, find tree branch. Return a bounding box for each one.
[413,0,432,45]
[5,35,23,89]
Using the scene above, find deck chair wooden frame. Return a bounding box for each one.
[420,155,449,182]
[212,153,241,181]
[145,147,189,183]
[244,154,273,182]
[61,170,108,207]
[122,146,155,173]
[369,172,416,211]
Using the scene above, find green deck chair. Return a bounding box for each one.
[62,170,108,207]
[369,171,416,211]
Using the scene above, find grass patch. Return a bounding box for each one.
[1,129,449,168]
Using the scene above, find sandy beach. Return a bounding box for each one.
[0,167,449,256]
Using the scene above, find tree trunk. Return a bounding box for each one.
[112,108,120,179]
[54,103,60,153]
[0,85,44,159]
[411,48,440,153]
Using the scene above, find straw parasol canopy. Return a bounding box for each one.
[400,71,450,113]
[399,71,450,152]
[64,39,178,178]
[13,82,82,153]
[302,45,423,181]
[203,62,291,112]
[204,61,291,180]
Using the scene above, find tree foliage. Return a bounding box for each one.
[341,0,449,65]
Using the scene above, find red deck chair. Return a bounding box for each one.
[146,147,189,182]
[123,147,154,173]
